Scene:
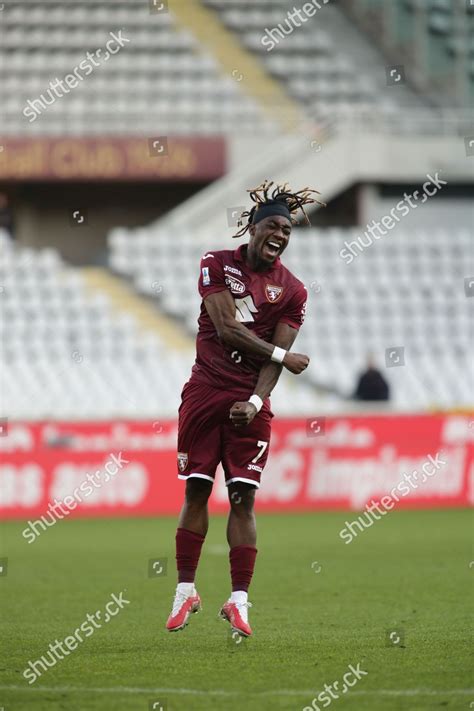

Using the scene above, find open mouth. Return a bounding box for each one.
[262,239,282,259]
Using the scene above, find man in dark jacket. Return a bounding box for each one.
[353,355,390,401]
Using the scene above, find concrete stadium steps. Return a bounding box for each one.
[202,0,424,121]
[170,0,304,130]
[81,267,193,353]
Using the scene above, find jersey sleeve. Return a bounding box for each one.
[278,282,307,330]
[197,253,227,299]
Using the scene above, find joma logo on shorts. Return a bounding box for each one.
[247,464,263,473]
[225,275,245,294]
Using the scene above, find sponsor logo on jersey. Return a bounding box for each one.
[225,275,245,294]
[202,267,210,286]
[202,253,214,260]
[265,284,283,303]
[224,265,242,276]
[177,452,188,472]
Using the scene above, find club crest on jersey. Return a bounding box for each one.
[177,452,188,472]
[265,284,284,303]
[225,275,245,294]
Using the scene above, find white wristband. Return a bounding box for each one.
[271,346,287,364]
[248,394,263,412]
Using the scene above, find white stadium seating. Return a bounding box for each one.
[107,224,473,412]
[0,0,422,137]
[0,230,322,419]
[0,1,275,136]
[5,222,471,419]
[0,230,192,419]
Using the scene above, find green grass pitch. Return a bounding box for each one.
[0,509,472,710]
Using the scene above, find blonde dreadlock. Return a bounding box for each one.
[232,179,325,239]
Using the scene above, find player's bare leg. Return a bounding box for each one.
[166,478,212,632]
[178,477,213,536]
[226,481,256,547]
[219,482,257,636]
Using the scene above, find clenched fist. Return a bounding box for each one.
[229,401,258,427]
[282,352,310,374]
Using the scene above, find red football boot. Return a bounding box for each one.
[166,588,201,632]
[219,600,253,637]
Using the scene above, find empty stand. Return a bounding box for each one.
[202,0,420,121]
[0,230,193,419]
[1,0,427,137]
[0,230,318,419]
[2,224,471,418]
[0,0,274,136]
[108,223,473,411]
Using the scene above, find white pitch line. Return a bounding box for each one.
[0,685,472,697]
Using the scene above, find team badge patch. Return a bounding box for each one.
[265,284,284,303]
[177,452,188,472]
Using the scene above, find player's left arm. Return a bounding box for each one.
[230,282,308,427]
[229,321,300,427]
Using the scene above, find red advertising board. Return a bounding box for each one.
[0,415,472,520]
[0,137,226,181]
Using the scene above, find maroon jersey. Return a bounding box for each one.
[189,244,307,393]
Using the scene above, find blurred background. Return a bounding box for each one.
[0,0,473,516]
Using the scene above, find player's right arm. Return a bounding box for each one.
[203,289,308,374]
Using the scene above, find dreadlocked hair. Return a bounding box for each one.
[232,179,326,238]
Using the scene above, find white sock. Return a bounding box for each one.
[177,582,195,596]
[230,590,248,605]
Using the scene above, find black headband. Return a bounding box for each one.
[252,200,292,225]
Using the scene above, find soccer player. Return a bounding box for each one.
[166,181,324,636]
